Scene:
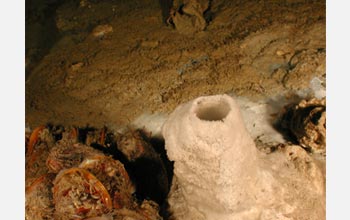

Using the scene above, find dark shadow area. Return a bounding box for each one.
[265,93,309,145]
[149,137,174,219]
[26,0,65,79]
[204,0,214,23]
[159,0,173,24]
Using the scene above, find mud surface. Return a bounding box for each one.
[25,0,325,129]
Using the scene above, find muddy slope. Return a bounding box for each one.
[25,0,325,129]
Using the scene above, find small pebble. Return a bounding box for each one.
[92,24,113,38]
[70,62,84,71]
[141,40,159,49]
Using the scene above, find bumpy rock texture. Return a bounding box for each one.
[279,98,326,154]
[169,0,210,34]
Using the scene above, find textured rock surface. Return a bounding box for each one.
[170,0,209,34]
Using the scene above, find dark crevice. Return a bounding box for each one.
[26,0,67,79]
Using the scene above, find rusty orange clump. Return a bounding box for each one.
[99,127,106,145]
[26,174,49,194]
[69,127,78,140]
[27,125,45,156]
[54,168,113,210]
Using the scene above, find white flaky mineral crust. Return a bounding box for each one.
[162,94,325,220]
[162,94,262,218]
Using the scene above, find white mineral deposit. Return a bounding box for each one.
[162,94,325,220]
